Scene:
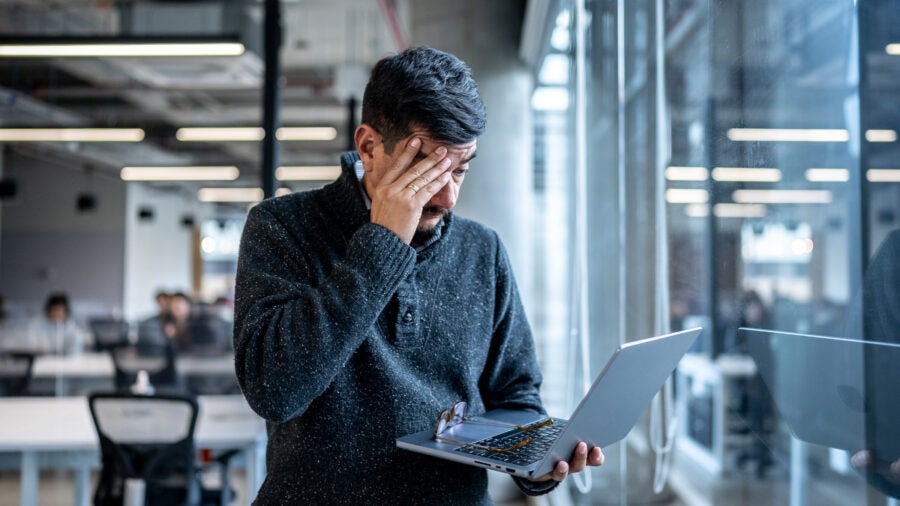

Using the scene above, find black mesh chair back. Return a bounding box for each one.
[89,319,131,352]
[110,343,179,392]
[88,392,200,506]
[0,352,34,396]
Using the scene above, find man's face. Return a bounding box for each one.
[365,128,477,231]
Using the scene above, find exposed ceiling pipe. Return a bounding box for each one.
[377,0,408,51]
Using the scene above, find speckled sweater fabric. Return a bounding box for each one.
[233,151,554,504]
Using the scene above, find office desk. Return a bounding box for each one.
[30,353,237,395]
[0,395,266,506]
[676,352,757,476]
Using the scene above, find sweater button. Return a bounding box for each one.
[402,311,413,323]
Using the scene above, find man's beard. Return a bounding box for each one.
[417,206,450,231]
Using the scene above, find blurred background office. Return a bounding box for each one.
[1,0,899,505]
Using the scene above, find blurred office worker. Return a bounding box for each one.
[23,292,89,356]
[233,47,603,504]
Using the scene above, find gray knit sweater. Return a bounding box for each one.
[233,151,554,504]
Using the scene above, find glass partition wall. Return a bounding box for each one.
[530,0,900,504]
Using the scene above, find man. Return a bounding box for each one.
[233,46,603,504]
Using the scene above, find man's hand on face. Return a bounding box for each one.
[368,137,452,244]
[529,442,605,483]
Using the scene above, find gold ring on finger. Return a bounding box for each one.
[407,182,421,193]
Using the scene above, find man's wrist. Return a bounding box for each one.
[512,475,560,496]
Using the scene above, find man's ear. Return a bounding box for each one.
[354,124,378,172]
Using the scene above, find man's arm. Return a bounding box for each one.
[233,203,415,422]
[479,235,604,494]
[478,234,544,413]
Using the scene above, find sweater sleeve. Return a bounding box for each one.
[478,233,545,414]
[233,203,415,422]
[475,234,560,496]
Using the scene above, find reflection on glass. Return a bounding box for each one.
[745,328,900,498]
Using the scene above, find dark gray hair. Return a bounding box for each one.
[362,46,486,153]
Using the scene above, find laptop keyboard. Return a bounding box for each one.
[453,419,566,466]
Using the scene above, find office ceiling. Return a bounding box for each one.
[0,0,406,190]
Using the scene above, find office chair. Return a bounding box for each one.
[89,318,132,352]
[110,343,180,393]
[0,352,34,396]
[88,392,236,506]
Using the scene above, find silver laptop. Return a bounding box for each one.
[396,327,701,479]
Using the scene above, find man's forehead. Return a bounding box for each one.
[408,132,477,155]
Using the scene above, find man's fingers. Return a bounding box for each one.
[407,158,451,195]
[381,137,423,183]
[408,168,451,201]
[590,447,605,466]
[569,442,588,473]
[553,461,569,481]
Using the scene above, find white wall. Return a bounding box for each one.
[123,183,204,320]
[0,150,126,318]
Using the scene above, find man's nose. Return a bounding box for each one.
[430,180,458,209]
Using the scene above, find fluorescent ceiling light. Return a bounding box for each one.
[276,127,338,141]
[685,203,767,218]
[665,166,708,181]
[276,166,341,181]
[805,168,849,182]
[712,167,782,182]
[867,169,900,183]
[0,128,144,142]
[198,187,264,203]
[665,189,708,203]
[0,42,245,58]
[732,189,832,204]
[176,127,264,142]
[121,166,239,181]
[887,43,900,55]
[866,129,897,142]
[727,128,849,142]
[531,87,569,111]
[176,126,337,142]
[275,188,293,197]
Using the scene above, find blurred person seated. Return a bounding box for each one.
[25,292,90,355]
[725,290,773,354]
[139,292,229,355]
[725,290,775,478]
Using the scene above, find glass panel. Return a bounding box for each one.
[533,0,900,504]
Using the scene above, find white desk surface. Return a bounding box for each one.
[0,395,266,506]
[0,395,264,450]
[31,352,236,378]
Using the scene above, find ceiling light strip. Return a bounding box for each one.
[276,127,338,141]
[887,43,900,55]
[276,166,342,181]
[665,189,708,204]
[0,42,245,58]
[176,127,264,142]
[121,166,239,181]
[0,128,145,142]
[685,203,767,218]
[867,169,900,183]
[198,187,264,203]
[176,126,338,142]
[866,129,897,142]
[712,167,782,182]
[726,128,849,142]
[665,166,708,181]
[805,168,849,182]
[732,189,832,204]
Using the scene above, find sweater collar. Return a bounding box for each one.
[320,151,454,253]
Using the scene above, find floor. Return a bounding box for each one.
[0,468,251,506]
[0,457,871,506]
